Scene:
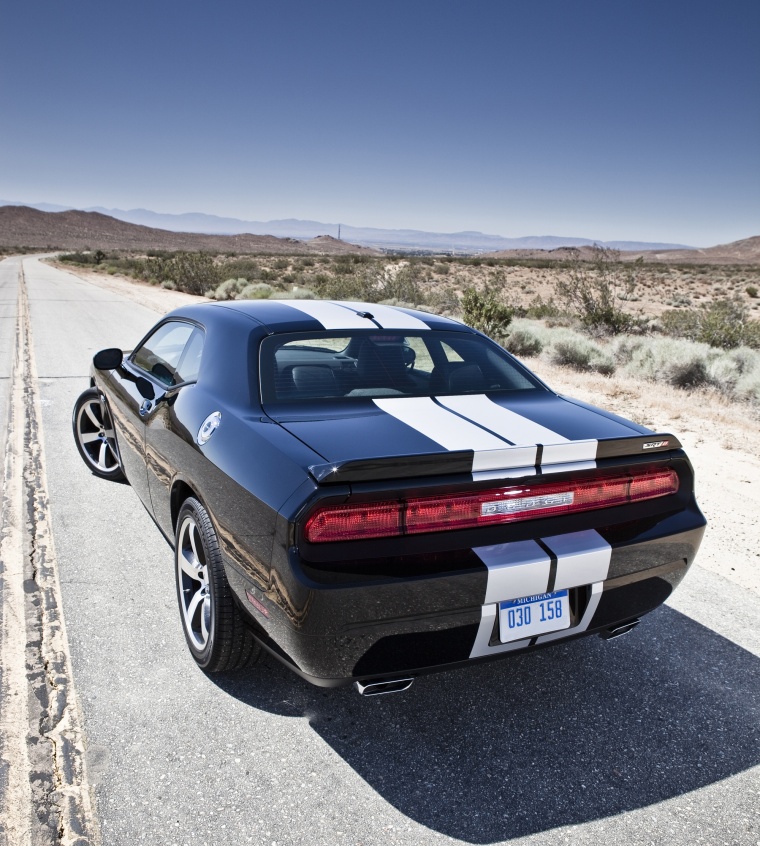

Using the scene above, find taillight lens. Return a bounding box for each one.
[303,467,679,543]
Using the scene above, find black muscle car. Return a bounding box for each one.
[72,299,706,695]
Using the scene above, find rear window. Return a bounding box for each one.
[259,330,543,403]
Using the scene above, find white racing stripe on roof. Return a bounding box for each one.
[374,397,509,452]
[280,300,373,330]
[340,302,431,330]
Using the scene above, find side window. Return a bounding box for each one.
[175,329,204,384]
[132,322,200,386]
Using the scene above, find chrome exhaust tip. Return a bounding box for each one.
[354,677,414,697]
[600,618,641,640]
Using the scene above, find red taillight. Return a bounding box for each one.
[302,501,400,542]
[303,467,679,543]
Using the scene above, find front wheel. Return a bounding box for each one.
[72,388,126,481]
[175,497,260,672]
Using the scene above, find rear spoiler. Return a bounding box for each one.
[308,433,681,484]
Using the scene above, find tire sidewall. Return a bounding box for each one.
[72,388,125,481]
[175,498,220,670]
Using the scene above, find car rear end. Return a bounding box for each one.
[254,442,704,688]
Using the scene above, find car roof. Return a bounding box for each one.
[206,299,470,334]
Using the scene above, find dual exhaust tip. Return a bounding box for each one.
[354,677,414,697]
[600,618,641,640]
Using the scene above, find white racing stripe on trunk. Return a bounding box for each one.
[472,446,538,471]
[373,397,509,452]
[280,300,373,330]
[438,394,566,444]
[438,394,598,465]
[340,301,431,330]
[543,529,611,590]
[542,441,598,463]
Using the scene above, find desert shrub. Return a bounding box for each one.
[59,251,98,264]
[622,338,714,389]
[219,258,263,279]
[554,246,641,334]
[699,299,747,348]
[460,288,513,340]
[551,337,615,375]
[746,285,758,298]
[273,258,290,270]
[742,320,760,349]
[660,299,759,349]
[212,277,249,300]
[659,309,701,341]
[736,369,760,404]
[609,335,648,365]
[237,282,274,300]
[143,252,220,295]
[311,269,376,301]
[275,286,317,300]
[526,294,562,320]
[379,265,428,305]
[504,328,543,357]
[666,357,710,388]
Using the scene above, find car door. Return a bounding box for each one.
[111,320,200,516]
[140,323,205,537]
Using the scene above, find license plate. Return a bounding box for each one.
[499,589,571,643]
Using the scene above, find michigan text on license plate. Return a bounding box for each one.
[499,589,571,643]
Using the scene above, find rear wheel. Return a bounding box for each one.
[72,388,126,481]
[175,497,260,672]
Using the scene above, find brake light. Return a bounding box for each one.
[303,467,679,543]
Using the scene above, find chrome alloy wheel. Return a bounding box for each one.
[75,394,121,474]
[177,514,212,652]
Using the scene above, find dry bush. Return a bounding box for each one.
[551,337,616,375]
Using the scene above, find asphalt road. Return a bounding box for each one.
[8,256,760,845]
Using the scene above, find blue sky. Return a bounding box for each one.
[1,0,758,246]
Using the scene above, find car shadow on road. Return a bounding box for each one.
[211,606,760,843]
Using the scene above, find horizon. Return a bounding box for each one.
[0,197,702,243]
[2,1,758,249]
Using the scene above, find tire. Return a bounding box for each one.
[175,497,260,672]
[72,388,126,481]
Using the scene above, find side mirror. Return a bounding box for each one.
[93,348,123,370]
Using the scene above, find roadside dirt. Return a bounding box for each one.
[61,265,760,598]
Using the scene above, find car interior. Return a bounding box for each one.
[261,331,540,402]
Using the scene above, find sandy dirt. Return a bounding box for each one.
[61,265,760,598]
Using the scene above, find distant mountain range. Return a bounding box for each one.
[0,200,694,253]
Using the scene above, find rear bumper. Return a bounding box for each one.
[227,508,706,687]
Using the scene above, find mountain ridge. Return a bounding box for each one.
[0,199,694,253]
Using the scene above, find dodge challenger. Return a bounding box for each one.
[72,299,706,695]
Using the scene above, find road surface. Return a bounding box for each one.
[1,255,759,845]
